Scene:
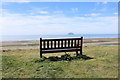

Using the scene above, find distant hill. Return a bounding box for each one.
[68,32,74,35]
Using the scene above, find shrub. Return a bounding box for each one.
[61,54,72,61]
[48,56,59,61]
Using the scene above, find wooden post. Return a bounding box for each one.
[40,38,42,58]
[80,37,83,55]
[75,39,79,56]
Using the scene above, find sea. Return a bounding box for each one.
[1,34,119,42]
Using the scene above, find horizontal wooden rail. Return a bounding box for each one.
[42,38,82,41]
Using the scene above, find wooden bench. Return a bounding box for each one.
[40,37,83,58]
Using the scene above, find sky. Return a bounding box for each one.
[1,1,118,35]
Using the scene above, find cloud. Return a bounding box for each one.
[85,13,102,17]
[100,7,107,11]
[37,11,48,14]
[102,1,108,4]
[2,0,62,2]
[114,12,118,15]
[1,17,117,35]
[53,10,63,14]
[2,0,31,3]
[96,2,100,5]
[28,7,49,15]
[15,0,31,3]
[71,8,78,13]
[2,0,119,2]
[1,9,118,35]
[94,2,108,12]
[96,2,107,5]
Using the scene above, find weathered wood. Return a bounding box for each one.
[54,40,56,48]
[61,40,63,48]
[40,37,83,58]
[71,40,73,47]
[42,48,81,53]
[40,38,42,58]
[77,39,79,47]
[58,40,60,48]
[42,38,82,41]
[51,41,53,48]
[68,39,70,47]
[42,46,81,50]
[65,40,66,47]
[47,40,49,48]
[74,40,76,47]
[80,37,83,55]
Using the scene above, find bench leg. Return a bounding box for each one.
[40,51,42,58]
[76,50,82,57]
[80,50,82,56]
[76,51,79,56]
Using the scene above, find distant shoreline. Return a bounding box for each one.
[1,38,119,50]
[1,37,119,42]
[1,34,118,42]
[1,38,119,43]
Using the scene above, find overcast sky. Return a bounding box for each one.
[1,1,118,35]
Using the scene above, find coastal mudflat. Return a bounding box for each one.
[1,38,118,50]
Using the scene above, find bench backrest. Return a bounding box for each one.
[40,37,83,50]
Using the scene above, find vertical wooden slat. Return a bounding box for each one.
[63,40,65,47]
[61,40,63,48]
[56,40,57,48]
[73,40,74,47]
[74,40,76,47]
[68,39,70,47]
[54,40,56,48]
[47,40,49,48]
[71,39,73,47]
[78,39,79,47]
[58,41,59,48]
[64,40,66,48]
[40,38,42,58]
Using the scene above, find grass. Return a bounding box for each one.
[2,46,118,78]
[104,43,120,45]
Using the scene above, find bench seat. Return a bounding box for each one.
[42,48,81,53]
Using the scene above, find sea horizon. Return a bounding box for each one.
[1,34,119,42]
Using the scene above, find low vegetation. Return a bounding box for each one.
[104,43,120,45]
[2,46,118,78]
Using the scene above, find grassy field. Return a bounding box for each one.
[104,43,120,45]
[2,45,118,78]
